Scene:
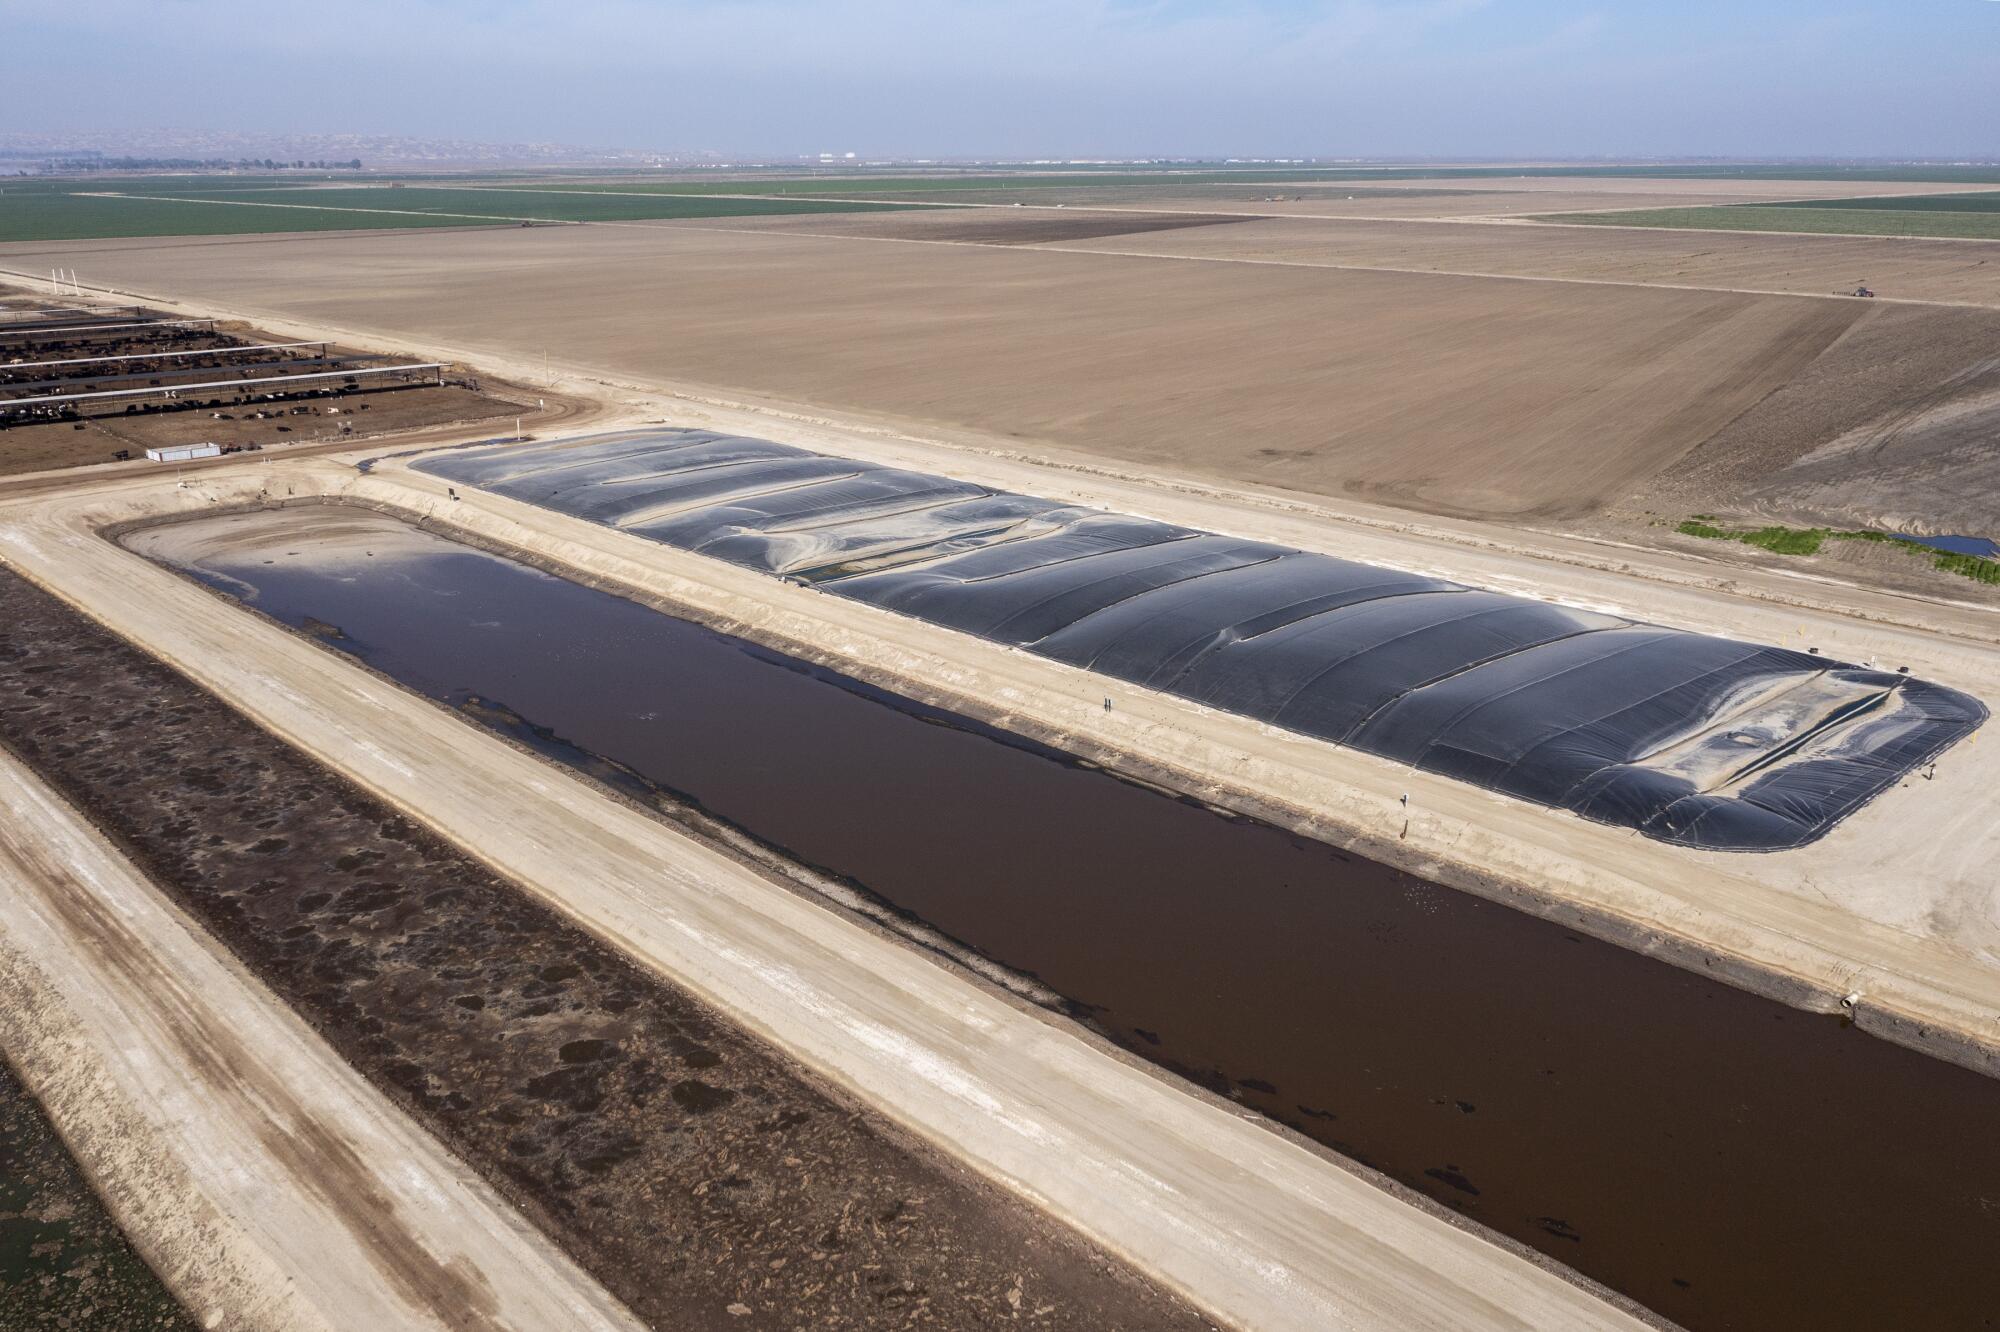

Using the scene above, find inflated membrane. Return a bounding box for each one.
[417,430,1987,851]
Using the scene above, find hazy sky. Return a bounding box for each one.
[8,0,1998,158]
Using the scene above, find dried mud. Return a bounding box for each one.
[0,567,1214,1332]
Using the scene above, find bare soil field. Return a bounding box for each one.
[1,297,98,319]
[1034,214,2000,305]
[655,207,1268,245]
[1640,302,2000,534]
[0,225,1868,521]
[1739,391,2000,535]
[0,565,1215,1332]
[677,209,1261,245]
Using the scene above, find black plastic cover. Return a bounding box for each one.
[418,431,1986,851]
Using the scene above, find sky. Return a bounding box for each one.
[5,0,1997,159]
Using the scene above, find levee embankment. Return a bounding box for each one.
[124,501,2000,1332]
[334,453,2000,1065]
[11,447,2000,1063]
[0,455,1673,1331]
[0,566,1220,1332]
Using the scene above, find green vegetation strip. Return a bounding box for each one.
[17,166,2000,237]
[1535,205,2000,241]
[1677,520,2000,585]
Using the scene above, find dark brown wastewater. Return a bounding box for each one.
[149,511,2000,1332]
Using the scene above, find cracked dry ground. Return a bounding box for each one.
[0,567,1217,1332]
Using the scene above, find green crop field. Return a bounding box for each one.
[1533,204,2000,241]
[0,186,913,241]
[0,173,366,196]
[1767,191,2000,213]
[0,193,497,242]
[15,162,2000,239]
[496,163,2000,195]
[232,187,915,221]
